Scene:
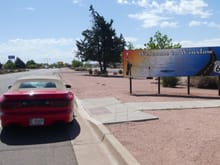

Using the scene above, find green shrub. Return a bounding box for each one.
[74,67,87,71]
[94,69,99,75]
[118,69,123,74]
[162,77,179,88]
[88,69,93,75]
[72,60,83,68]
[197,76,217,89]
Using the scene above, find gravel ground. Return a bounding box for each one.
[60,69,220,165]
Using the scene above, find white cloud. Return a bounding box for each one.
[180,38,220,47]
[117,0,148,7]
[125,36,138,42]
[119,0,212,17]
[156,0,212,18]
[120,0,212,28]
[134,0,148,7]
[117,0,129,4]
[160,21,178,28]
[189,20,203,26]
[0,38,76,64]
[72,0,83,6]
[189,20,220,29]
[24,7,35,11]
[129,11,177,28]
[72,0,81,4]
[208,22,220,29]
[180,0,211,18]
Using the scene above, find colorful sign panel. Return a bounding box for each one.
[123,47,220,78]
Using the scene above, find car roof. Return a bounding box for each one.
[9,75,66,91]
[17,75,61,81]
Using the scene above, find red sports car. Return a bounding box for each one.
[0,76,74,128]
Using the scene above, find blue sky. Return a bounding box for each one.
[0,0,219,64]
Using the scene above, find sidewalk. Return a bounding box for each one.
[72,97,140,165]
[79,97,220,124]
[73,95,220,165]
[72,102,118,165]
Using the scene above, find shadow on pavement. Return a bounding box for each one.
[0,119,80,145]
[132,93,220,100]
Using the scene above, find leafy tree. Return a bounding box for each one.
[4,60,15,69]
[72,60,83,68]
[76,5,125,73]
[49,63,58,68]
[15,57,26,69]
[26,60,38,69]
[144,31,181,49]
[145,31,181,87]
[0,62,2,69]
[57,61,64,68]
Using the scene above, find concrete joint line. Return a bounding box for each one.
[75,96,140,165]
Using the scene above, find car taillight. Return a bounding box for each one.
[51,100,71,107]
[1,100,21,110]
[52,92,73,107]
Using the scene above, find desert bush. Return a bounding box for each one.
[162,77,179,88]
[74,67,87,71]
[94,69,100,75]
[118,69,123,74]
[88,68,93,75]
[113,72,118,76]
[196,76,218,89]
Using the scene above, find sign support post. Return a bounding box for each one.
[129,66,133,95]
[187,76,190,95]
[129,76,132,95]
[218,76,220,96]
[158,77,160,94]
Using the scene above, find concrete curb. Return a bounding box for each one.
[74,96,140,165]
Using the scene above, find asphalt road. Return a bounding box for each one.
[0,69,79,165]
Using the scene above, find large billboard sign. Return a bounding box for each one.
[8,55,15,60]
[123,47,220,78]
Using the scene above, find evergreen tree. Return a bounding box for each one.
[76,5,125,73]
[15,57,26,69]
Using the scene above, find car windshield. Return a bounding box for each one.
[19,81,57,89]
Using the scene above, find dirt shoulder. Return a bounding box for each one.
[60,69,219,102]
[60,69,220,165]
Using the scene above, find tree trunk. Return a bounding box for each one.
[103,60,107,74]
[98,61,103,73]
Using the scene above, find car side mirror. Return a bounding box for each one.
[65,84,71,88]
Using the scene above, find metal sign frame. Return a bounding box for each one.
[123,47,220,96]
